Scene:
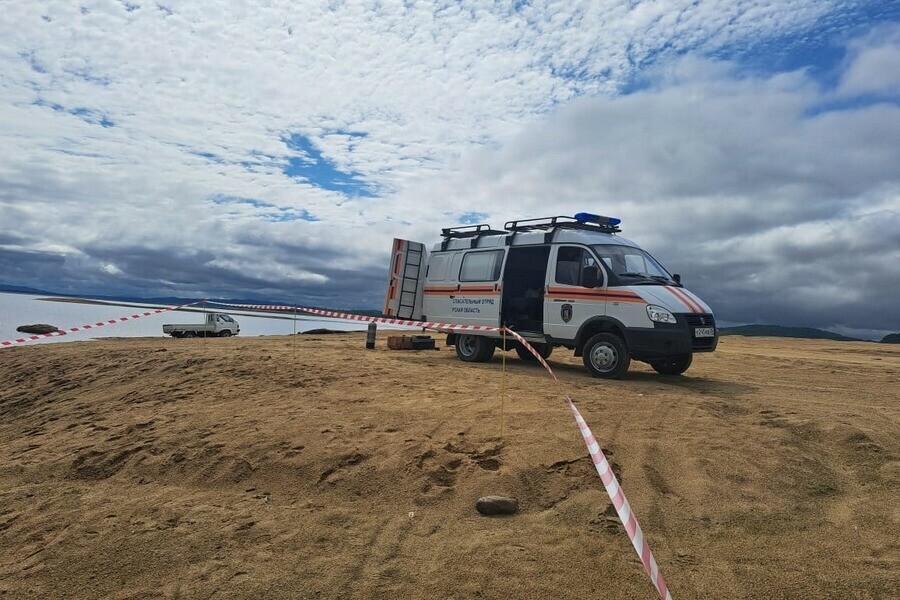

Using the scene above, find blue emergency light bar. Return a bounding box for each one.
[504,214,622,234]
[574,212,621,226]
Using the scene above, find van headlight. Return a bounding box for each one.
[647,305,676,324]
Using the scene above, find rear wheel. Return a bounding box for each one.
[183,331,197,338]
[582,333,630,379]
[650,353,692,375]
[455,334,495,363]
[515,342,552,361]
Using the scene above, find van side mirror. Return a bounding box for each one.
[581,267,599,289]
[673,273,682,284]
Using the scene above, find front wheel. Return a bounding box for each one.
[582,333,630,379]
[650,353,692,375]
[219,330,232,337]
[515,342,552,361]
[455,334,495,363]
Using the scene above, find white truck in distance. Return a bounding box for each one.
[383,213,718,379]
[163,313,240,338]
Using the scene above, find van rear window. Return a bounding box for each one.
[428,255,450,281]
[459,250,503,282]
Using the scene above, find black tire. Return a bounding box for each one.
[650,353,692,375]
[219,330,232,337]
[455,334,495,363]
[515,342,552,361]
[582,333,630,379]
[183,331,197,338]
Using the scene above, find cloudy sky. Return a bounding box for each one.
[1,1,898,338]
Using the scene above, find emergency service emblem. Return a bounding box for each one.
[561,303,573,323]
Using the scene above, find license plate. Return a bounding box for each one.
[694,327,715,338]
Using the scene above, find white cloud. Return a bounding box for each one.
[837,23,900,97]
[101,263,122,275]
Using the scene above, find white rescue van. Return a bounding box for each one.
[384,214,717,378]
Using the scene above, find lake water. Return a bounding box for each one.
[0,293,373,346]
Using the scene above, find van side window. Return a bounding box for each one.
[459,250,504,282]
[556,246,602,287]
[556,247,584,285]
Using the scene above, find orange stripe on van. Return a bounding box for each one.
[679,288,706,313]
[424,285,501,296]
[547,287,643,298]
[546,287,646,304]
[666,286,701,313]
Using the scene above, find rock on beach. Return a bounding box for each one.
[16,324,59,335]
[476,496,518,516]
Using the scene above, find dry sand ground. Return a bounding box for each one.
[1,333,898,599]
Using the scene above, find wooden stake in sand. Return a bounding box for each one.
[500,327,506,438]
[293,304,297,359]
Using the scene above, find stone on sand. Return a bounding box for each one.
[16,324,59,335]
[476,496,518,516]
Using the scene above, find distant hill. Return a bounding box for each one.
[0,284,55,295]
[880,333,900,344]
[719,324,862,342]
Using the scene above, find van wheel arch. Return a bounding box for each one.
[582,332,631,378]
[575,317,627,357]
[455,334,495,363]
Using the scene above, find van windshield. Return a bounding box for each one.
[591,244,674,284]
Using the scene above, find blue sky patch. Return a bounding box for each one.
[459,212,490,225]
[281,133,375,198]
[210,195,319,222]
[331,128,368,139]
[191,151,223,164]
[20,51,46,73]
[33,100,114,127]
[620,3,900,95]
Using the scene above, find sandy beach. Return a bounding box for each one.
[1,333,898,598]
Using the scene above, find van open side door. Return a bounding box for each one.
[384,238,427,319]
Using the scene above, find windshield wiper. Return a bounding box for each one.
[618,272,668,285]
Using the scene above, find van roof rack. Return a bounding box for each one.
[439,223,508,250]
[504,215,621,234]
[440,224,506,238]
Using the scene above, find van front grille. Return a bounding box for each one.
[685,314,715,328]
[685,314,716,350]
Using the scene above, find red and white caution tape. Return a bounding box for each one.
[210,301,673,598]
[568,397,672,599]
[479,325,672,599]
[1,300,204,348]
[209,302,505,333]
